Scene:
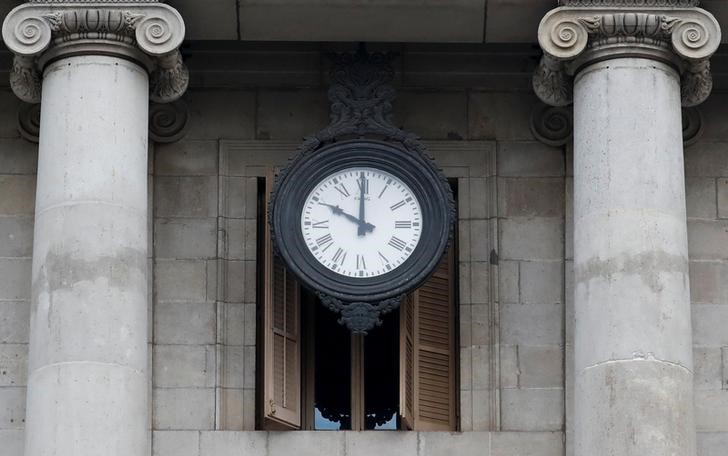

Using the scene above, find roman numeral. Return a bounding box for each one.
[390,200,406,211]
[358,174,369,194]
[316,234,333,247]
[312,220,329,229]
[395,220,412,229]
[356,255,366,270]
[335,183,350,197]
[378,251,389,264]
[388,236,407,251]
[332,248,346,265]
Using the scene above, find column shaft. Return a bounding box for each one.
[26,55,149,456]
[573,58,695,456]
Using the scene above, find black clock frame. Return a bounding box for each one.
[269,47,455,333]
[271,139,451,305]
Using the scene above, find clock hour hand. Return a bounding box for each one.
[319,202,375,233]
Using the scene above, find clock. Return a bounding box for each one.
[300,166,423,279]
[270,139,454,324]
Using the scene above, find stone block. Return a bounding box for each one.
[222,260,248,302]
[472,345,490,390]
[469,219,491,262]
[519,261,563,305]
[155,140,219,176]
[345,430,417,456]
[0,176,35,215]
[697,432,728,456]
[459,304,472,349]
[718,178,728,219]
[469,92,537,141]
[155,176,218,218]
[153,387,215,430]
[694,347,723,390]
[0,344,27,387]
[500,302,563,346]
[154,260,207,302]
[222,219,256,261]
[244,303,257,347]
[243,389,255,430]
[200,431,266,456]
[468,177,490,219]
[688,220,728,260]
[459,262,472,305]
[420,431,490,456]
[155,302,216,345]
[497,142,564,177]
[394,90,468,140]
[0,301,29,344]
[687,177,718,220]
[685,142,728,177]
[153,345,216,388]
[723,347,728,391]
[500,345,519,389]
[0,259,31,301]
[219,346,244,389]
[169,0,237,40]
[499,260,519,303]
[693,304,728,346]
[185,91,255,140]
[499,178,564,218]
[0,138,37,174]
[460,347,472,390]
[491,431,564,456]
[471,303,490,346]
[206,260,218,303]
[216,302,245,347]
[268,431,344,456]
[152,430,199,456]
[460,389,473,431]
[518,345,563,388]
[689,261,728,304]
[500,388,564,431]
[256,90,329,140]
[695,389,728,432]
[0,387,25,429]
[472,389,491,431]
[0,92,22,138]
[217,388,243,430]
[500,218,563,261]
[470,261,490,304]
[0,429,24,456]
[155,218,217,259]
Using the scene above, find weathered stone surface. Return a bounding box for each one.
[499,260,519,303]
[0,344,27,387]
[153,430,199,456]
[686,178,718,220]
[499,178,564,218]
[256,90,329,140]
[469,93,538,141]
[268,431,345,456]
[394,90,468,140]
[153,388,215,430]
[689,261,728,304]
[155,218,217,259]
[0,259,31,301]
[155,176,218,218]
[519,260,563,305]
[693,304,728,346]
[501,388,564,431]
[0,217,33,258]
[695,389,728,432]
[518,345,563,388]
[500,302,563,345]
[200,431,267,456]
[497,141,564,177]
[420,432,489,456]
[155,140,219,176]
[0,387,25,429]
[155,260,208,302]
[718,178,728,219]
[491,431,563,456]
[500,218,563,260]
[153,345,216,388]
[155,302,216,345]
[0,176,35,215]
[0,430,23,456]
[185,91,256,140]
[685,142,728,178]
[697,432,728,456]
[688,220,728,260]
[346,431,417,456]
[694,347,723,390]
[0,301,29,344]
[0,139,37,174]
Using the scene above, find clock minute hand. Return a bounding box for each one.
[357,173,366,236]
[320,203,375,233]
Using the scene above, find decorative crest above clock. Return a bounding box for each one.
[270,45,455,334]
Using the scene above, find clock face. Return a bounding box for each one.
[300,167,422,278]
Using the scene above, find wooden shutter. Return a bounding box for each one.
[263,176,301,429]
[400,247,457,431]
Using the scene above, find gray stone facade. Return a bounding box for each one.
[0,1,727,456]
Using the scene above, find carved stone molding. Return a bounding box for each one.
[534,5,721,107]
[2,1,187,104]
[149,99,188,143]
[17,102,41,143]
[531,103,574,147]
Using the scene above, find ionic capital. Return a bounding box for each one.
[533,4,721,107]
[2,1,188,103]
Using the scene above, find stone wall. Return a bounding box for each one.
[0,60,727,456]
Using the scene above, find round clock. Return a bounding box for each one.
[271,139,454,305]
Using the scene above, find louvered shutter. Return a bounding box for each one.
[399,292,416,430]
[400,247,457,431]
[263,176,301,429]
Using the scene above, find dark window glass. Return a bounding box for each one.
[364,311,399,430]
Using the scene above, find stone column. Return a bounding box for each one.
[533,3,720,456]
[2,3,187,456]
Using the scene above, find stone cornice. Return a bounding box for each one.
[2,1,187,103]
[533,5,721,107]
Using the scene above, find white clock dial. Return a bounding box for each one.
[301,167,423,278]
